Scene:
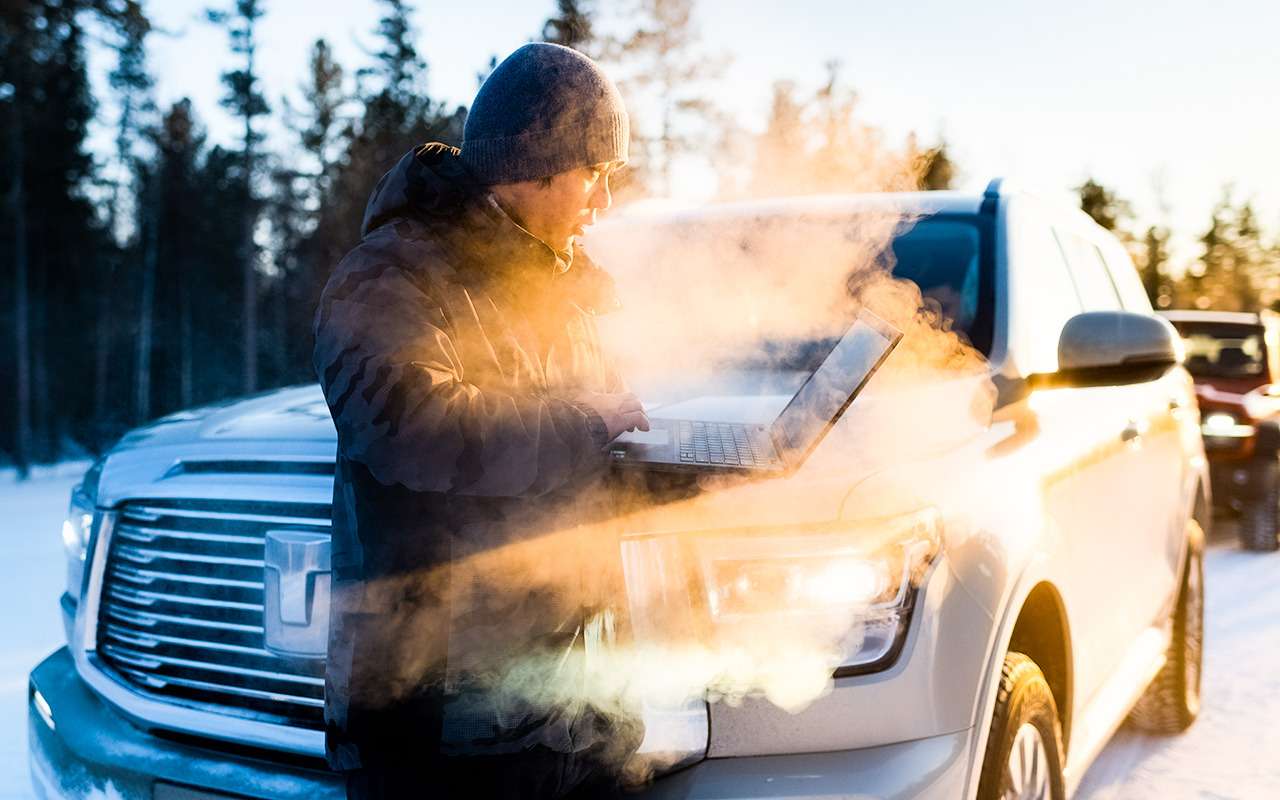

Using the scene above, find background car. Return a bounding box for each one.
[1161,309,1280,550]
[30,180,1206,800]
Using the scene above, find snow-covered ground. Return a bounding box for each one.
[1075,522,1280,799]
[0,467,1276,798]
[0,464,88,800]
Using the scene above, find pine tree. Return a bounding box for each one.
[1077,177,1133,234]
[304,1,462,307]
[1194,190,1261,312]
[2,0,108,466]
[1140,225,1170,307]
[916,139,955,191]
[747,80,808,197]
[604,0,727,197]
[2,3,33,474]
[137,100,204,415]
[543,0,595,54]
[99,2,154,442]
[272,38,349,381]
[207,0,269,393]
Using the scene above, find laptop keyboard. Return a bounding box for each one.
[678,421,777,467]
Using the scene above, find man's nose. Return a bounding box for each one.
[589,176,613,213]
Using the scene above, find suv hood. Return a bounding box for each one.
[115,385,336,450]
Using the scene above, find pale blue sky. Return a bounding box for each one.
[89,0,1280,269]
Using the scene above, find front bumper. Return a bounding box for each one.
[634,728,973,799]
[31,646,974,800]
[28,648,343,800]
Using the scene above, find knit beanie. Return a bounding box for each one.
[461,43,629,185]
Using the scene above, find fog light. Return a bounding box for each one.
[31,687,55,731]
[1201,412,1254,438]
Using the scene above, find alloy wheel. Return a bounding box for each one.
[1004,721,1051,800]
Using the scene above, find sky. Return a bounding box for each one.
[86,0,1280,271]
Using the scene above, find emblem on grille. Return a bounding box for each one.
[263,530,331,658]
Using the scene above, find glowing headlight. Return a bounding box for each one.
[1201,412,1254,438]
[62,462,102,604]
[694,509,940,675]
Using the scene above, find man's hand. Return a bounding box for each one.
[574,391,651,441]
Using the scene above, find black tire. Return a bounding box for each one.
[1241,458,1280,551]
[1129,525,1205,733]
[976,652,1066,800]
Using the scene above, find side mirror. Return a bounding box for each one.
[1032,311,1183,389]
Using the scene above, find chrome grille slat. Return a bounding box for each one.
[115,525,264,546]
[97,499,328,728]
[115,544,265,568]
[103,624,277,657]
[101,643,326,686]
[106,604,265,633]
[108,585,264,612]
[116,667,325,709]
[110,563,264,590]
[124,505,331,527]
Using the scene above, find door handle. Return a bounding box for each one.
[1121,421,1142,443]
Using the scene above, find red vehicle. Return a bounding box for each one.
[1163,309,1280,550]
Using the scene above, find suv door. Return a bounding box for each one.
[1054,228,1179,663]
[1099,238,1188,619]
[1001,204,1142,709]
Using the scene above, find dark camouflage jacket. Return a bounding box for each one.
[313,143,632,775]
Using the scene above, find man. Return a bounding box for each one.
[313,43,648,799]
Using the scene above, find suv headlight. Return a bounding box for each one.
[62,461,103,604]
[694,508,940,675]
[1201,411,1254,438]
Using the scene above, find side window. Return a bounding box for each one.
[1099,240,1152,312]
[1008,200,1084,373]
[1054,230,1122,311]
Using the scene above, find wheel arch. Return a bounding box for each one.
[1006,581,1074,755]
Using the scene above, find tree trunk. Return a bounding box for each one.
[273,273,287,382]
[135,187,158,423]
[242,208,257,393]
[241,105,257,393]
[10,90,32,478]
[180,268,192,407]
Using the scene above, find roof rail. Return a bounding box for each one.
[981,177,1007,215]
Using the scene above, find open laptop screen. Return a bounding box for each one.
[770,309,902,463]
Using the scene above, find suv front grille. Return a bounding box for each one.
[97,499,330,728]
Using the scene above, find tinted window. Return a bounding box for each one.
[1171,322,1267,379]
[1055,230,1122,311]
[887,217,986,346]
[738,213,993,370]
[1099,243,1152,312]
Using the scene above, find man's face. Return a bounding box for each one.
[493,162,620,253]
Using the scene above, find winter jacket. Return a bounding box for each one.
[313,143,640,785]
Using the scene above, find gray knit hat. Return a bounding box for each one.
[461,43,629,185]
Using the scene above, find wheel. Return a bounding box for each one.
[1240,458,1280,551]
[976,652,1066,800]
[1129,525,1204,733]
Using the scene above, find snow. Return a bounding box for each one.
[0,466,1275,798]
[0,464,87,800]
[1075,525,1280,799]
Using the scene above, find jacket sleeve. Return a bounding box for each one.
[314,262,610,498]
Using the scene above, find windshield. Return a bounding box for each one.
[1171,322,1267,379]
[737,213,992,373]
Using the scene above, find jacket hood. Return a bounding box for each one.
[361,142,621,315]
[361,142,484,237]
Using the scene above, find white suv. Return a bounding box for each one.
[30,180,1206,800]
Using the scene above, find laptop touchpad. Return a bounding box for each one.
[617,428,670,446]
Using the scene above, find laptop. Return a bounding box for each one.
[609,309,902,476]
